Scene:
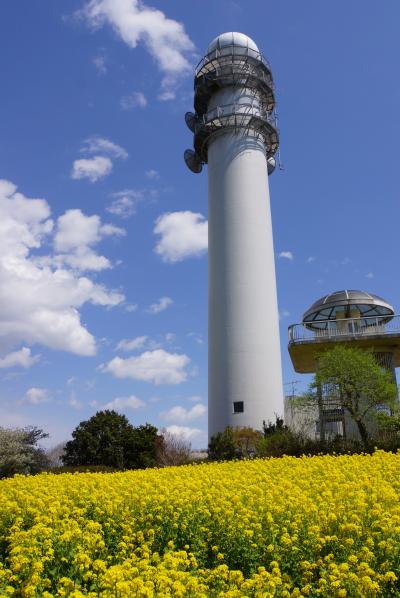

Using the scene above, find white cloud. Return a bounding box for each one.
[154,211,208,263]
[93,54,107,74]
[120,91,147,109]
[279,309,291,319]
[79,0,195,99]
[165,425,202,441]
[53,209,125,272]
[306,256,315,263]
[187,332,203,345]
[103,394,145,411]
[188,395,203,403]
[147,296,173,314]
[145,169,159,180]
[116,335,148,352]
[71,136,128,183]
[106,189,144,218]
[0,179,124,356]
[158,89,175,102]
[366,272,374,279]
[278,251,294,260]
[55,209,124,251]
[0,347,40,369]
[71,156,112,182]
[101,349,190,384]
[125,303,138,312]
[81,135,128,159]
[161,403,206,423]
[25,387,49,405]
[68,391,82,409]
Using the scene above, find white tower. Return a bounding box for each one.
[184,32,284,439]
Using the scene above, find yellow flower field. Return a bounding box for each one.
[0,452,399,597]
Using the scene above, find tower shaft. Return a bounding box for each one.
[208,131,283,437]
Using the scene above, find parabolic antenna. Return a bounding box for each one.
[184,149,203,173]
[185,111,197,132]
[267,156,276,175]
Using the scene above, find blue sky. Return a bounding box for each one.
[1,0,399,448]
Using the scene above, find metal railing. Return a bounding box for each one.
[288,314,400,343]
[195,44,272,77]
[198,102,277,129]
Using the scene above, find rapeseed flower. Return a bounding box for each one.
[0,451,399,596]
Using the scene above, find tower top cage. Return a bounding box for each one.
[184,31,279,174]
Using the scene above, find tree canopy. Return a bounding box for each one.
[0,426,49,478]
[309,346,398,448]
[62,410,159,469]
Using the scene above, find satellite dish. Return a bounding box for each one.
[185,111,197,133]
[267,156,276,175]
[184,149,203,174]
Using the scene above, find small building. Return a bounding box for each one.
[287,290,400,441]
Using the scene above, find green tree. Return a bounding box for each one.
[262,416,288,437]
[62,410,160,469]
[125,423,159,469]
[305,346,398,450]
[0,426,49,478]
[208,426,237,461]
[232,426,263,457]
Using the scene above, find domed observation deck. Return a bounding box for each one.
[184,32,279,173]
[288,290,400,373]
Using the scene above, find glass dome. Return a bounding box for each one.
[302,290,394,330]
[206,32,260,56]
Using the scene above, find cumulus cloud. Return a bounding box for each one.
[0,347,40,369]
[101,349,190,384]
[154,211,208,263]
[145,169,159,180]
[53,209,125,271]
[71,136,128,183]
[306,256,315,263]
[165,425,202,441]
[68,391,82,409]
[103,394,145,411]
[278,251,294,260]
[79,0,195,99]
[71,156,112,182]
[147,296,173,314]
[25,387,49,405]
[161,403,206,423]
[116,335,148,352]
[125,303,138,312]
[0,179,124,356]
[106,189,144,218]
[187,332,203,345]
[93,54,107,74]
[188,395,203,403]
[120,91,147,109]
[366,272,374,279]
[81,135,128,159]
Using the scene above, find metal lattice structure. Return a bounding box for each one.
[185,33,279,172]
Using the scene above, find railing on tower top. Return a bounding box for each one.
[288,314,400,343]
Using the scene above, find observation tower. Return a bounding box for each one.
[288,290,400,439]
[184,32,283,438]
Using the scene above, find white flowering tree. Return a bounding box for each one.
[0,427,49,478]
